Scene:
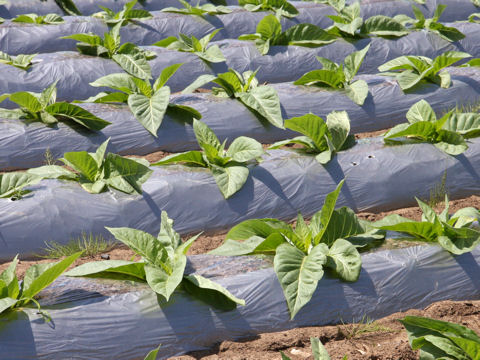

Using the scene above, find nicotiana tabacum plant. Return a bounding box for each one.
[294,44,370,105]
[162,0,231,16]
[26,139,153,194]
[0,252,82,317]
[85,64,201,136]
[238,14,336,55]
[325,0,409,39]
[400,316,480,360]
[93,0,152,26]
[0,82,111,131]
[183,69,283,128]
[374,195,480,255]
[210,180,386,318]
[154,29,226,63]
[239,0,299,18]
[62,22,156,80]
[13,13,64,24]
[0,172,42,199]
[0,51,36,70]
[153,119,264,199]
[383,99,480,155]
[378,51,472,91]
[66,211,245,310]
[269,111,354,164]
[393,5,465,42]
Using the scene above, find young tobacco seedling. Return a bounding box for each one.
[0,172,41,199]
[0,82,111,131]
[86,64,201,136]
[281,337,348,360]
[153,119,264,199]
[325,0,409,39]
[374,194,480,255]
[0,252,82,317]
[269,111,354,164]
[383,99,480,155]
[239,0,299,18]
[378,51,472,91]
[393,5,465,42]
[162,0,231,17]
[154,29,225,63]
[62,22,156,80]
[66,211,245,310]
[0,51,36,71]
[13,13,64,25]
[183,68,283,128]
[401,316,480,360]
[93,0,152,27]
[238,14,336,55]
[294,44,370,105]
[211,180,385,318]
[26,139,153,195]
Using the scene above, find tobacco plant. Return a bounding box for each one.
[27,139,153,195]
[154,30,226,63]
[325,0,409,39]
[183,69,283,128]
[281,337,347,360]
[153,119,264,198]
[162,0,231,16]
[378,51,472,91]
[86,64,201,136]
[294,45,370,105]
[401,316,480,359]
[239,0,299,18]
[211,180,385,318]
[0,82,111,131]
[383,99,480,155]
[0,252,82,317]
[66,211,245,310]
[374,195,480,255]
[0,172,41,199]
[62,23,156,80]
[393,5,465,42]
[13,13,64,24]
[93,0,152,26]
[0,51,36,70]
[238,14,336,55]
[269,111,354,164]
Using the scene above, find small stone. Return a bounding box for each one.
[101,254,110,260]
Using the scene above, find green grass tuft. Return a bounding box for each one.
[38,232,115,259]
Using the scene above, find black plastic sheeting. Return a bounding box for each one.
[2,136,480,260]
[0,21,478,109]
[1,67,479,170]
[1,245,479,359]
[0,0,476,56]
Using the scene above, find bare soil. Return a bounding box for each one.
[169,300,480,360]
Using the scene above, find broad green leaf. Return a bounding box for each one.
[274,243,327,319]
[0,256,19,299]
[450,337,480,359]
[10,92,43,113]
[430,51,471,75]
[62,151,99,182]
[104,153,153,194]
[144,253,186,301]
[112,52,151,80]
[0,109,24,120]
[21,252,82,300]
[326,111,350,150]
[439,225,480,255]
[406,100,437,123]
[374,215,439,241]
[284,114,328,150]
[238,85,284,128]
[384,121,436,140]
[422,335,470,359]
[144,345,161,360]
[343,45,370,82]
[90,73,139,94]
[0,297,18,315]
[378,56,417,72]
[311,337,331,360]
[344,79,368,105]
[321,207,368,246]
[430,23,466,43]
[226,136,264,162]
[181,74,217,94]
[152,151,207,167]
[281,24,336,47]
[0,172,41,198]
[55,0,82,16]
[198,45,226,63]
[434,130,468,155]
[326,239,361,281]
[211,164,250,199]
[294,69,344,88]
[62,33,103,46]
[416,197,437,223]
[182,274,245,310]
[193,119,221,150]
[65,260,146,281]
[443,113,480,138]
[45,102,111,131]
[154,63,183,91]
[226,218,290,240]
[268,136,317,150]
[128,87,170,136]
[361,15,409,37]
[257,14,282,40]
[27,165,76,180]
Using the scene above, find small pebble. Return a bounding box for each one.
[101,254,110,260]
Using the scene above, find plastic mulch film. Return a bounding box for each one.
[0,245,479,359]
[1,136,480,260]
[1,67,479,170]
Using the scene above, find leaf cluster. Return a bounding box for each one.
[239,0,299,18]
[154,29,226,63]
[238,14,337,55]
[0,51,36,70]
[0,82,110,131]
[26,139,153,195]
[269,111,354,164]
[183,68,284,128]
[13,13,64,25]
[153,119,264,198]
[0,172,41,199]
[400,315,480,359]
[374,194,480,254]
[378,51,472,91]
[211,180,385,318]
[162,0,231,17]
[294,44,370,105]
[66,211,245,310]
[86,64,201,136]
[93,0,152,27]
